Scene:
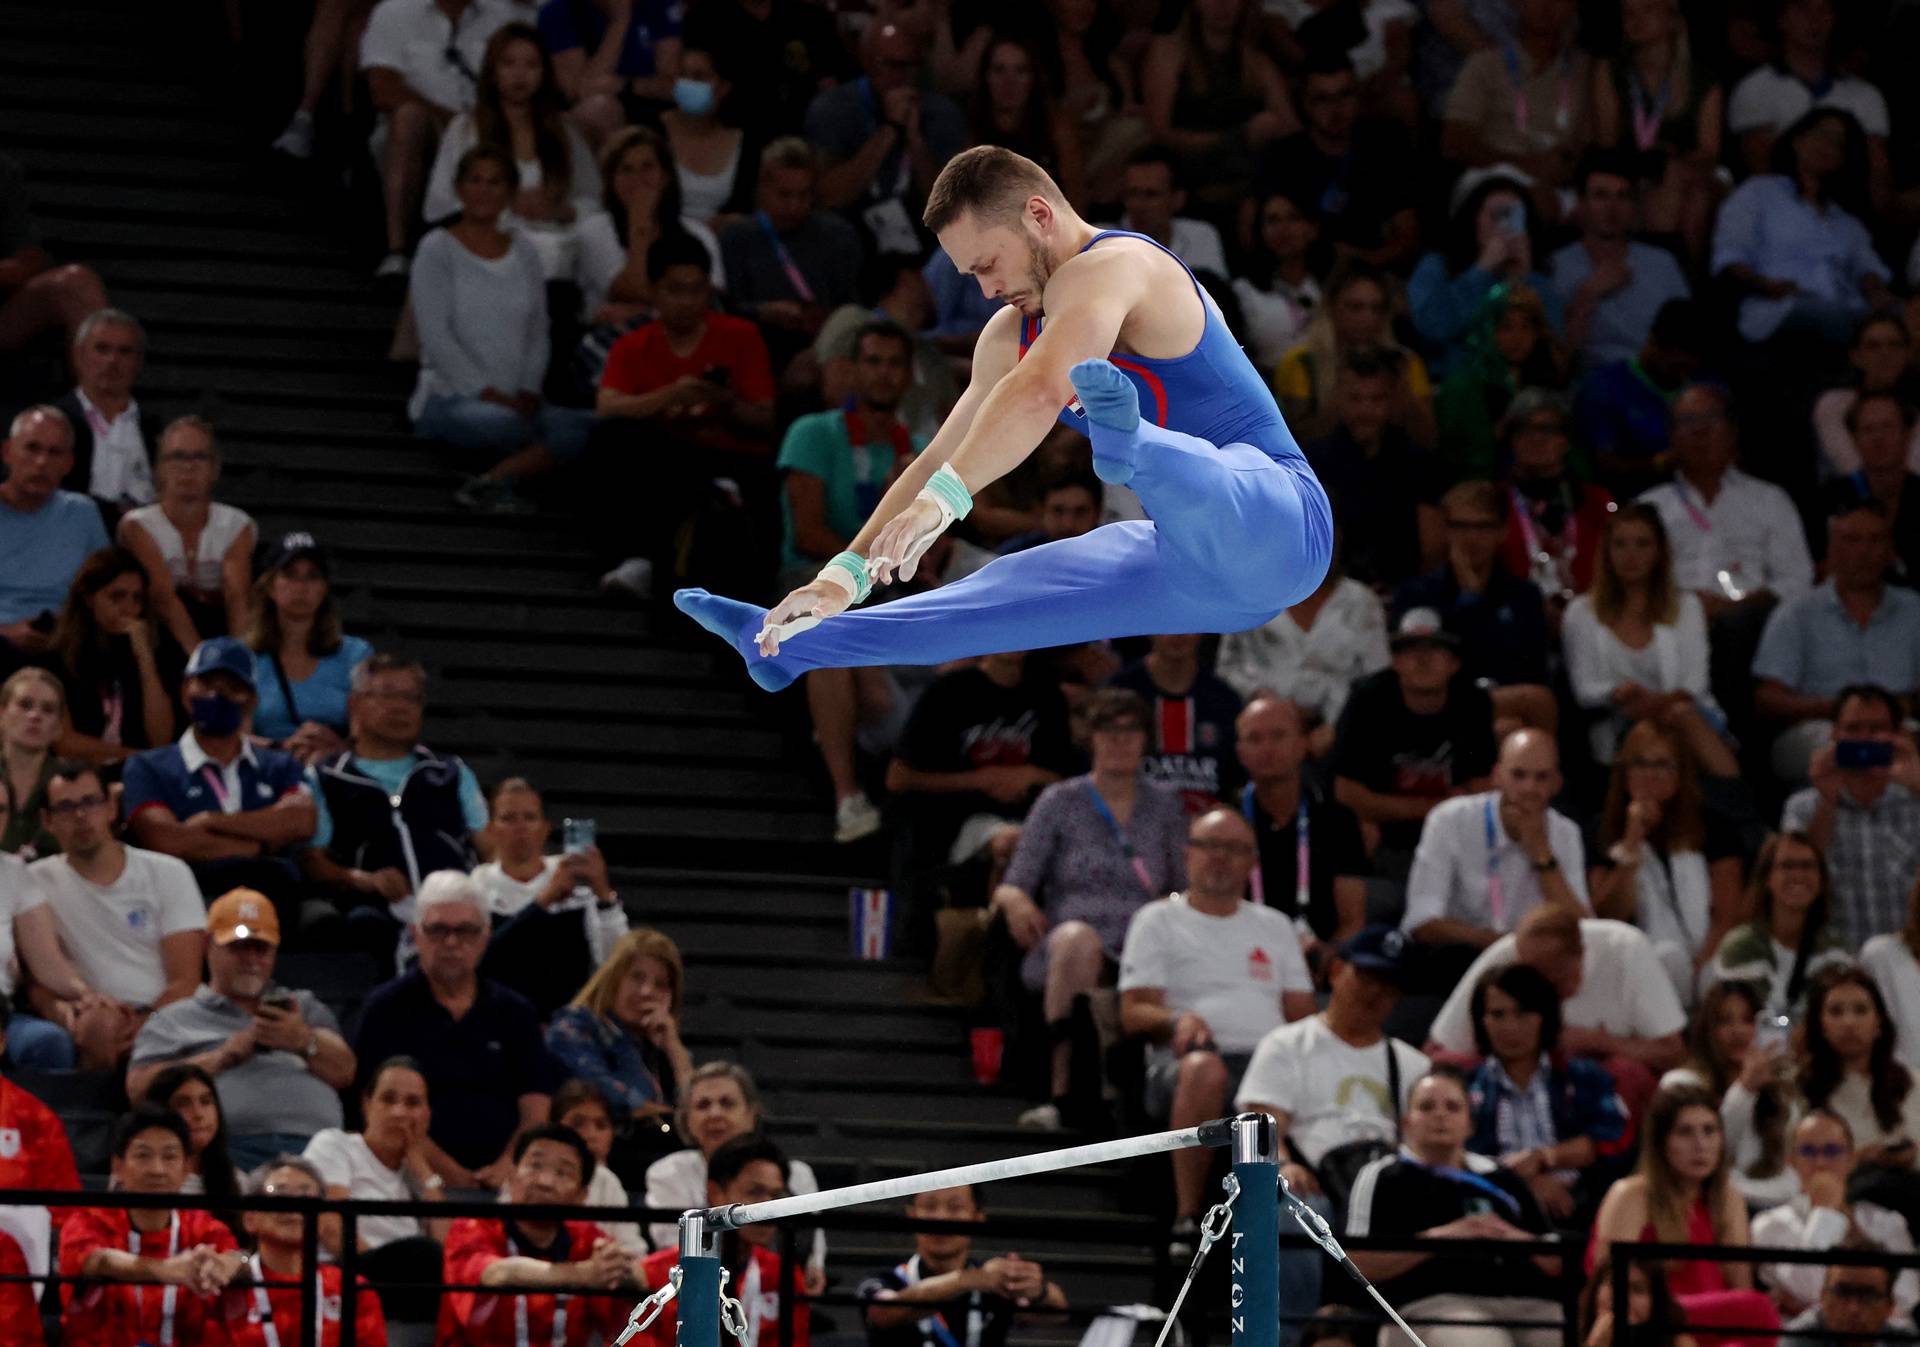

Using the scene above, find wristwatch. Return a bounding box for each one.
[423,1174,446,1192]
[304,1032,320,1059]
[596,889,620,911]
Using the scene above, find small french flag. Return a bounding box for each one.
[849,887,893,960]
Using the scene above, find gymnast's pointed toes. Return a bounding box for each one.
[1068,358,1141,433]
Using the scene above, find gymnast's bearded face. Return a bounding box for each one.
[942,209,1058,318]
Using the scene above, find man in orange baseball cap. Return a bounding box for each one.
[123,888,359,1169]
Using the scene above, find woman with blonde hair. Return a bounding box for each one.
[1,668,65,856]
[545,928,695,1124]
[1562,502,1730,769]
[1590,1082,1778,1335]
[1589,719,1743,997]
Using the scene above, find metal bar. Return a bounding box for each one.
[710,1119,1234,1229]
[1230,1115,1278,1347]
[677,1215,721,1347]
[300,1201,321,1347]
[340,1208,360,1347]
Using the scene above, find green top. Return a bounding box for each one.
[777,408,928,569]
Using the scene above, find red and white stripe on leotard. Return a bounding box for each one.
[1017,315,1170,427]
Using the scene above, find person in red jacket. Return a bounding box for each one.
[633,1134,809,1347]
[436,1124,637,1347]
[0,1004,82,1347]
[60,1107,244,1347]
[219,1156,388,1347]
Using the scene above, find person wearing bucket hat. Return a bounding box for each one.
[121,636,322,945]
[126,887,355,1171]
[1331,606,1497,881]
[244,531,375,762]
[1494,386,1616,599]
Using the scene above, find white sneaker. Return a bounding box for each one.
[599,557,654,597]
[272,110,315,159]
[834,792,882,843]
[1016,1102,1062,1130]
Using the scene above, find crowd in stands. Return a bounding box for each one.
[8,0,1920,1341]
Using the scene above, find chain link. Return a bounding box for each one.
[717,1266,751,1341]
[614,1266,681,1346]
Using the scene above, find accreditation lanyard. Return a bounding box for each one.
[249,1254,327,1347]
[1504,45,1573,139]
[513,1284,569,1347]
[1085,783,1155,896]
[1674,478,1713,534]
[1510,486,1576,586]
[755,212,816,304]
[1627,72,1669,150]
[1240,784,1309,916]
[895,1256,985,1347]
[1483,797,1507,932]
[131,1212,181,1347]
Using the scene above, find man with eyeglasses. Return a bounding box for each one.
[1118,808,1313,1241]
[28,760,204,1064]
[126,888,356,1170]
[1755,1111,1919,1320]
[353,871,558,1191]
[304,652,487,966]
[1782,1241,1906,1347]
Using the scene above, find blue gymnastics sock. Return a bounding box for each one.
[1069,359,1141,484]
[673,589,801,691]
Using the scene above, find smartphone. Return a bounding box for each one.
[1755,1013,1792,1051]
[260,987,295,1013]
[1836,739,1895,770]
[1496,201,1525,235]
[562,817,597,856]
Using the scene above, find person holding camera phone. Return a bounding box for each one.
[126,888,357,1171]
[1784,684,1920,947]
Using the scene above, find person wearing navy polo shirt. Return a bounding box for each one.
[121,637,321,940]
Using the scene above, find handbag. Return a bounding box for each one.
[1301,1037,1402,1220]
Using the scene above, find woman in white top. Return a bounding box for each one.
[469,777,628,967]
[1797,968,1920,1243]
[423,23,603,280]
[1589,720,1743,1001]
[1862,875,1920,1068]
[304,1056,449,1251]
[643,1062,825,1288]
[1215,541,1388,756]
[661,44,750,227]
[117,415,255,653]
[545,1078,645,1253]
[574,126,724,327]
[1662,980,1798,1209]
[1232,189,1322,370]
[1563,502,1730,770]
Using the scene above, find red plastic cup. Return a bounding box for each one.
[970,1027,1005,1086]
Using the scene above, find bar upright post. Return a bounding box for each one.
[1231,1113,1279,1347]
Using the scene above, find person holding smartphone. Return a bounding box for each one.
[1784,684,1920,948]
[125,888,358,1170]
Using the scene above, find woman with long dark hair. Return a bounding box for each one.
[573,126,722,339]
[1466,964,1629,1223]
[661,43,754,227]
[1665,980,1797,1208]
[423,22,602,279]
[142,1063,243,1221]
[244,532,372,763]
[48,548,174,764]
[1233,189,1324,370]
[1590,1083,1778,1335]
[1590,721,1742,999]
[1705,832,1848,1016]
[1408,172,1561,377]
[1799,964,1920,1233]
[969,35,1083,207]
[1712,107,1893,349]
[1580,1256,1696,1347]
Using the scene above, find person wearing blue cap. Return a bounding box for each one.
[120,637,322,942]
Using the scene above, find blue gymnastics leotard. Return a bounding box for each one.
[678,230,1334,691]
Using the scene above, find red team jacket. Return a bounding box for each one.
[0,1078,81,1347]
[436,1218,629,1347]
[216,1260,389,1347]
[60,1207,238,1347]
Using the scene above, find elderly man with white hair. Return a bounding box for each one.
[1,404,109,663]
[54,307,159,510]
[351,870,560,1190]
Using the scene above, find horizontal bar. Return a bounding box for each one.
[1617,1242,1920,1269]
[711,1117,1237,1230]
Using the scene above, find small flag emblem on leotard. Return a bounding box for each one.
[850,887,893,959]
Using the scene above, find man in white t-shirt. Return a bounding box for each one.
[1118,808,1315,1230]
[358,0,515,278]
[1425,906,1685,1118]
[1235,924,1425,1346]
[26,761,204,1061]
[1401,729,1589,987]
